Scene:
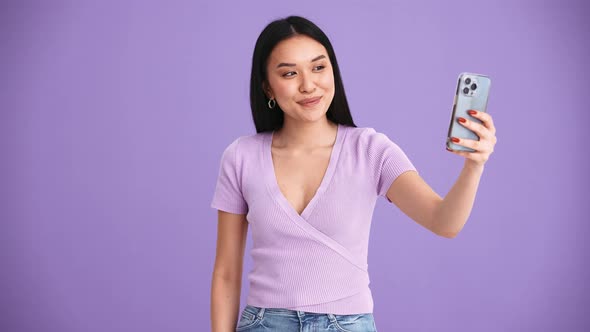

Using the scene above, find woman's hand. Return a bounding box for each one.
[446,109,497,169]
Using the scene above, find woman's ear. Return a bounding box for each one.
[262,81,273,99]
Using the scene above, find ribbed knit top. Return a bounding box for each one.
[210,123,418,315]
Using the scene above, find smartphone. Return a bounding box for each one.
[446,72,491,152]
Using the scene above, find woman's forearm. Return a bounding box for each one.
[434,161,485,237]
[211,274,242,332]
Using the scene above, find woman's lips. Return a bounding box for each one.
[298,96,322,107]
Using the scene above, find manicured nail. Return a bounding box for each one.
[446,147,452,151]
[467,110,477,115]
[451,137,460,143]
[458,117,466,123]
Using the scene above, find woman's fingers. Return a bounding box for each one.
[447,110,497,167]
[449,136,492,153]
[457,116,491,141]
[466,110,496,135]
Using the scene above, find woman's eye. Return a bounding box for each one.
[282,66,325,78]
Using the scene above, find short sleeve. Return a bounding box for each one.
[210,138,248,214]
[365,128,418,201]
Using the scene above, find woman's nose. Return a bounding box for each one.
[299,73,316,93]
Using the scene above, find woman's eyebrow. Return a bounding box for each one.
[276,55,326,68]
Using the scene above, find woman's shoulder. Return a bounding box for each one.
[344,125,388,143]
[219,130,269,157]
[345,125,375,135]
[342,125,406,155]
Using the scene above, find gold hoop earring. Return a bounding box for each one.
[267,98,276,109]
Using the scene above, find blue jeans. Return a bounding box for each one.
[235,305,378,331]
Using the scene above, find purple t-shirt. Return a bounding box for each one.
[210,123,418,314]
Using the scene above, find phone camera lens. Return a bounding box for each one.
[471,83,477,90]
[463,87,470,94]
[465,78,471,85]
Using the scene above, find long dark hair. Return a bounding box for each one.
[250,16,357,133]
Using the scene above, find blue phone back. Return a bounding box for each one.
[446,72,491,152]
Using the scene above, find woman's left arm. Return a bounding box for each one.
[386,109,497,238]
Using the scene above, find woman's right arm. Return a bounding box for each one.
[211,210,249,332]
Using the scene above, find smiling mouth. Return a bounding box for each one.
[298,96,322,107]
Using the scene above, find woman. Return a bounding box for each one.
[210,15,496,332]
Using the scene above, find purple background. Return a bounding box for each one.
[1,0,588,331]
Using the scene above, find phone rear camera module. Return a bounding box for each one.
[471,83,477,90]
[463,87,470,94]
[465,77,471,85]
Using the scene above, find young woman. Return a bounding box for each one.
[210,15,496,332]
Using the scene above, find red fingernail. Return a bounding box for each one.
[451,137,460,143]
[458,117,466,123]
[467,110,476,115]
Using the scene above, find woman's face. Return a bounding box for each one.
[264,35,335,123]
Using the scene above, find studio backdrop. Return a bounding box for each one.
[1,0,588,331]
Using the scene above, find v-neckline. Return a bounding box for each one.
[264,123,345,221]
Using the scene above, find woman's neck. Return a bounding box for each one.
[272,118,338,150]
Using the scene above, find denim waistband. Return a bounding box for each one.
[244,304,371,318]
